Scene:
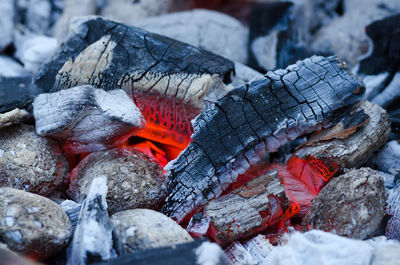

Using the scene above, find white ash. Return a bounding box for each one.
[195,241,229,265]
[60,200,82,230]
[14,31,58,73]
[263,230,400,265]
[372,72,400,107]
[68,148,166,214]
[137,9,249,64]
[230,62,264,87]
[0,55,31,77]
[374,140,400,176]
[111,209,193,254]
[67,176,116,265]
[0,124,69,195]
[0,108,30,129]
[33,85,144,154]
[0,187,71,260]
[0,0,14,51]
[360,72,390,101]
[251,32,278,71]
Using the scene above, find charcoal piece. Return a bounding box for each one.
[201,171,290,245]
[358,14,400,76]
[137,9,248,64]
[0,109,30,128]
[111,209,192,255]
[386,182,400,240]
[35,16,234,148]
[303,168,386,239]
[264,230,400,265]
[163,55,366,222]
[68,148,166,214]
[14,31,58,73]
[0,55,31,77]
[248,2,308,72]
[0,188,71,260]
[295,101,391,169]
[0,76,43,113]
[374,140,400,176]
[67,176,116,265]
[60,200,82,230]
[0,0,14,51]
[226,235,273,265]
[0,124,69,195]
[92,240,229,265]
[0,242,43,265]
[33,85,144,154]
[372,73,400,108]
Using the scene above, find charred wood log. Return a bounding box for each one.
[163,55,366,222]
[295,101,391,169]
[91,240,229,265]
[33,85,144,154]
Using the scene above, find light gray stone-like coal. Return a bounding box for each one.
[0,124,69,195]
[137,9,249,64]
[67,176,116,265]
[33,85,144,154]
[111,209,193,255]
[303,168,386,239]
[374,140,400,176]
[295,101,391,169]
[248,230,400,265]
[68,148,166,214]
[0,188,71,260]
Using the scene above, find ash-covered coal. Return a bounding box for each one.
[303,168,386,239]
[0,124,68,195]
[374,140,400,176]
[385,182,400,241]
[226,234,273,265]
[111,209,193,255]
[67,176,115,265]
[68,148,166,214]
[33,85,144,154]
[0,187,71,260]
[0,108,30,129]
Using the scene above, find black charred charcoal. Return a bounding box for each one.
[163,55,366,222]
[247,2,309,72]
[91,240,229,265]
[0,76,43,113]
[359,14,400,76]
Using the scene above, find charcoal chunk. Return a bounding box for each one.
[303,168,386,239]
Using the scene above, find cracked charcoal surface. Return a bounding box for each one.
[0,188,71,260]
[303,167,386,239]
[0,124,69,195]
[163,55,365,222]
[68,148,166,214]
[111,209,193,255]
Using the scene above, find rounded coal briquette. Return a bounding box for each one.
[0,187,72,260]
[68,148,166,214]
[111,209,193,254]
[0,124,69,195]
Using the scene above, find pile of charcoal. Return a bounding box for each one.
[1,0,400,264]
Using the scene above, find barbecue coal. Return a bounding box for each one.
[68,148,166,214]
[111,209,193,255]
[33,85,144,154]
[137,9,249,64]
[0,109,30,129]
[0,188,71,260]
[67,176,116,265]
[0,124,68,195]
[164,55,366,222]
[385,182,400,241]
[374,140,400,176]
[0,0,14,51]
[303,168,386,239]
[295,101,391,169]
[226,234,273,265]
[194,170,291,245]
[93,240,229,265]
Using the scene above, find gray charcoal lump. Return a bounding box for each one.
[163,55,366,222]
[68,148,166,214]
[33,85,144,154]
[304,167,386,239]
[0,187,71,260]
[0,124,69,195]
[111,209,193,255]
